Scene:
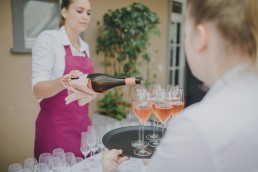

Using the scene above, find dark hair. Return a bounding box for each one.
[59,0,73,28]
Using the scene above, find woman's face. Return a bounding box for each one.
[62,0,91,33]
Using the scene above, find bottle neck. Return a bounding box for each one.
[125,77,141,85]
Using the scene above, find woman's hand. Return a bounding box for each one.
[102,149,129,172]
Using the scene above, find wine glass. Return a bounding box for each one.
[131,87,148,148]
[8,163,22,172]
[24,157,37,171]
[87,126,99,168]
[80,132,90,170]
[154,88,173,137]
[98,126,106,152]
[133,87,153,157]
[65,152,76,171]
[146,84,162,142]
[166,85,184,117]
[39,153,53,170]
[51,156,65,172]
[33,163,49,172]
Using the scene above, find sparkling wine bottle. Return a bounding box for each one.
[72,73,141,93]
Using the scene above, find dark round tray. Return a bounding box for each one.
[102,126,163,159]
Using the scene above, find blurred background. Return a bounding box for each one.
[0,0,206,170]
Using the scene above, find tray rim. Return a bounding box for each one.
[102,126,162,159]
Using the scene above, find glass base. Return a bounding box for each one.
[131,140,148,148]
[148,139,160,148]
[146,134,161,140]
[134,147,153,157]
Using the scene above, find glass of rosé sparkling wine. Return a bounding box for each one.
[131,87,148,148]
[132,86,153,157]
[146,84,162,147]
[167,85,185,118]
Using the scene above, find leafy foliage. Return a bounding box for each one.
[96,2,160,120]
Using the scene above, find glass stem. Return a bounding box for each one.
[152,118,156,136]
[138,123,141,142]
[141,124,144,150]
[162,123,166,137]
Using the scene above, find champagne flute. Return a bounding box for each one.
[87,126,99,168]
[167,86,184,117]
[146,84,162,142]
[131,87,148,148]
[80,132,90,170]
[133,87,153,157]
[154,88,174,137]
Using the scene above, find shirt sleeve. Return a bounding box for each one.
[144,110,215,172]
[31,31,56,87]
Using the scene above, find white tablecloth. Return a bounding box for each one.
[69,152,145,172]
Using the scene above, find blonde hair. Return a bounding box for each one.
[188,0,258,70]
[245,0,258,70]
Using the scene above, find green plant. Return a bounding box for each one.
[96,2,160,120]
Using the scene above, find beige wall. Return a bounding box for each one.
[0,0,169,170]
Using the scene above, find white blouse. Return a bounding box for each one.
[145,63,258,172]
[32,26,90,87]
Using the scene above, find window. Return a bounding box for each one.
[168,0,187,88]
[11,0,60,53]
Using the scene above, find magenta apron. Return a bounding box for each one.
[34,45,94,159]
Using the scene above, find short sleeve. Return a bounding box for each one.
[31,31,56,87]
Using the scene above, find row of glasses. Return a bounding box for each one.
[131,84,185,156]
[8,148,80,172]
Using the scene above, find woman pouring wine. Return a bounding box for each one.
[32,0,94,159]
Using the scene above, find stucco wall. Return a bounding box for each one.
[0,0,168,170]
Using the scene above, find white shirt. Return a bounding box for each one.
[32,26,90,87]
[145,63,258,172]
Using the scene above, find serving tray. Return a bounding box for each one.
[102,126,163,159]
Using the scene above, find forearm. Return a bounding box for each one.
[33,77,65,99]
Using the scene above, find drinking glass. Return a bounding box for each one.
[169,87,184,117]
[98,126,106,152]
[131,87,148,148]
[154,88,173,137]
[146,84,162,142]
[52,148,66,167]
[133,87,153,157]
[65,152,76,171]
[39,153,53,170]
[80,132,90,170]
[8,163,22,172]
[33,163,49,172]
[51,156,65,172]
[87,126,99,168]
[24,157,37,171]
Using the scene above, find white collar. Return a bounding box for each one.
[204,62,255,100]
[59,26,88,52]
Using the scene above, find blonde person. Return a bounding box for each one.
[32,0,94,159]
[102,0,258,171]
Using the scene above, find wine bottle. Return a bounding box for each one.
[72,73,141,93]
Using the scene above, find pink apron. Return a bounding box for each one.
[34,45,94,159]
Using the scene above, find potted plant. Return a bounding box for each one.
[96,2,160,120]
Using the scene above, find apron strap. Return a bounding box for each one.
[64,45,72,56]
